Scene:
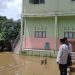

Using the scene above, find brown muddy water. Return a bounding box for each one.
[0,52,60,75]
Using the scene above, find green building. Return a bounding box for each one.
[21,0,75,51]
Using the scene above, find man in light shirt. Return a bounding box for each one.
[56,39,69,75]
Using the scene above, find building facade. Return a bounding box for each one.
[21,0,75,51]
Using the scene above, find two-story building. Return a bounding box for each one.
[21,0,75,51]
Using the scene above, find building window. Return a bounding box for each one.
[73,33,75,38]
[64,32,69,38]
[69,32,73,38]
[35,31,46,38]
[64,32,75,39]
[34,0,39,4]
[40,0,45,3]
[29,0,45,4]
[71,0,75,1]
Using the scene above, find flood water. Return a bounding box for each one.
[1,52,74,75]
[0,52,25,75]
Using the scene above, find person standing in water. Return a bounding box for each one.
[63,37,72,67]
[56,39,69,75]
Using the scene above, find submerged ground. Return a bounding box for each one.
[0,52,74,75]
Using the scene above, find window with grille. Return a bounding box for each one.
[29,0,45,4]
[64,32,75,39]
[71,0,75,1]
[35,31,46,38]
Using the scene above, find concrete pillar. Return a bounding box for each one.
[54,15,58,56]
[20,15,23,52]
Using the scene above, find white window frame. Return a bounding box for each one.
[35,31,46,38]
[64,32,75,39]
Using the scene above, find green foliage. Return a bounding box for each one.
[0,16,21,41]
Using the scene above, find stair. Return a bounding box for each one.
[67,68,70,75]
[67,52,75,75]
[70,65,75,75]
[71,52,75,64]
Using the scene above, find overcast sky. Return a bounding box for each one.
[0,0,22,20]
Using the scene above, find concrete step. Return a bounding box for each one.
[70,65,75,73]
[72,60,75,64]
[71,52,75,57]
[67,68,70,75]
[70,52,75,63]
[72,56,75,60]
[71,52,75,54]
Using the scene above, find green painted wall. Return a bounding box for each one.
[23,0,75,14]
[23,17,56,49]
[22,0,75,50]
[58,16,75,38]
[58,0,72,11]
[23,0,57,13]
[23,16,75,49]
[24,17,55,38]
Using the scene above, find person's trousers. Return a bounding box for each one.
[59,64,67,75]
